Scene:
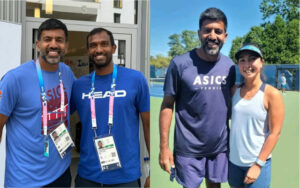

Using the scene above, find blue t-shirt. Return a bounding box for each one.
[0,60,75,187]
[164,49,236,157]
[71,66,150,184]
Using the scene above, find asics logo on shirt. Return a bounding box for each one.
[82,90,127,99]
[193,75,227,85]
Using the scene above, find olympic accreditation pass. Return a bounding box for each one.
[50,123,74,158]
[94,135,121,171]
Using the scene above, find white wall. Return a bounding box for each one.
[120,0,135,24]
[96,0,135,24]
[0,21,22,187]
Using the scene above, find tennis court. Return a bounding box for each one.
[150,91,299,188]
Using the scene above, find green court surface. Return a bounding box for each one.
[150,91,299,188]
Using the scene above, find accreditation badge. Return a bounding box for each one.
[94,135,122,172]
[50,123,74,158]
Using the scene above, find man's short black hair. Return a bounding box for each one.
[86,28,115,49]
[38,18,68,41]
[199,7,227,32]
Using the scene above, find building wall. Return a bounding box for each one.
[96,0,135,24]
[25,0,135,24]
[0,21,22,187]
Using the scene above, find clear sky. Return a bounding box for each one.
[150,0,265,57]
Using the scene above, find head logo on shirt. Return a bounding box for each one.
[82,90,127,100]
[0,90,2,100]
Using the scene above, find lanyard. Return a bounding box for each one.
[90,64,117,137]
[35,60,65,137]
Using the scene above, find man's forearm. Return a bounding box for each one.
[159,108,173,150]
[0,114,8,143]
[141,111,150,154]
[159,96,175,150]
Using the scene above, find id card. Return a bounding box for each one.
[94,136,122,172]
[50,123,74,158]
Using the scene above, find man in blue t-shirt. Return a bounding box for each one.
[0,19,75,187]
[71,28,150,187]
[159,8,235,188]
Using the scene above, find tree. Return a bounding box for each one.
[230,26,265,63]
[168,30,200,57]
[168,34,185,57]
[229,8,299,65]
[229,36,244,63]
[260,0,299,21]
[284,18,299,64]
[181,30,201,52]
[150,54,171,68]
[261,15,287,64]
[243,26,264,47]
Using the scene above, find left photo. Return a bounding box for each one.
[0,0,150,187]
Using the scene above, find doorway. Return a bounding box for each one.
[24,17,136,70]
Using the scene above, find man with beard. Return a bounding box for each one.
[159,8,236,188]
[0,18,75,187]
[70,28,150,187]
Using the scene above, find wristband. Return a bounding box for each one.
[255,158,266,167]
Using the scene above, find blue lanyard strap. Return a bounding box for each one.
[36,60,47,102]
[91,64,117,92]
[36,60,63,101]
[91,64,117,93]
[112,64,117,85]
[90,64,117,136]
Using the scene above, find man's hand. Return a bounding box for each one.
[244,164,261,184]
[159,147,174,174]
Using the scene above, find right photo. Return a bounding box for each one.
[150,0,299,188]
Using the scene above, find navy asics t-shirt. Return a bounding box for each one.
[164,49,236,157]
